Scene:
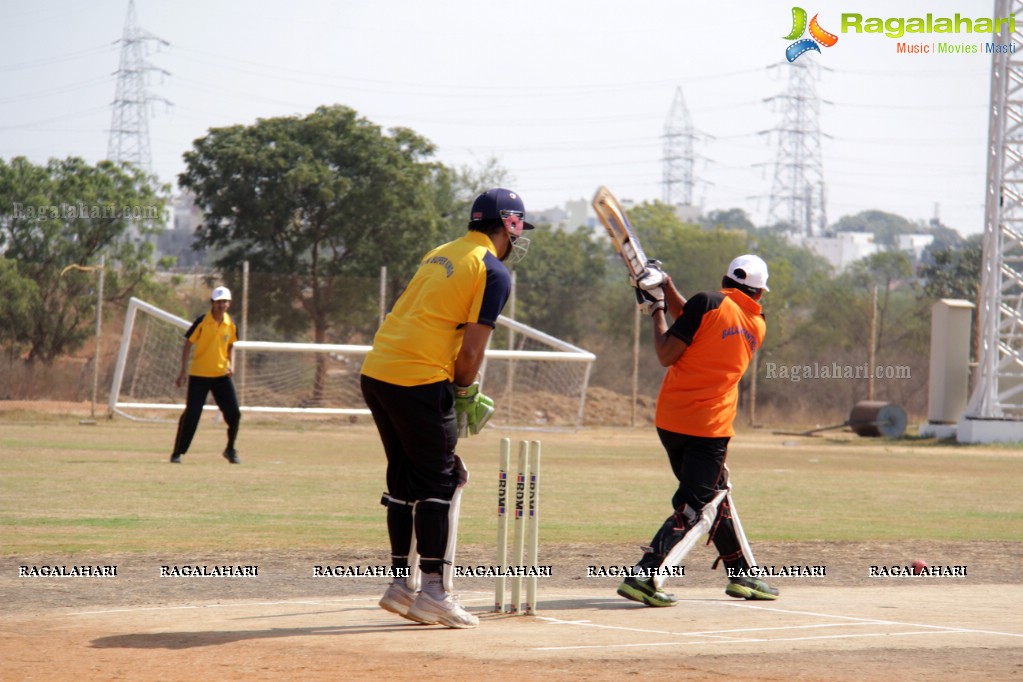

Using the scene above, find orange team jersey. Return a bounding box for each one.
[184,311,238,378]
[655,288,765,438]
[360,230,511,387]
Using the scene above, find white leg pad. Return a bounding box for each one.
[408,456,469,593]
[719,464,757,568]
[652,488,728,589]
[724,490,757,568]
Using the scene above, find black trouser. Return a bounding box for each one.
[360,374,459,575]
[637,429,750,574]
[172,375,241,456]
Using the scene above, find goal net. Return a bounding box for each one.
[108,297,596,428]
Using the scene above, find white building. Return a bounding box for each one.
[792,231,878,271]
[897,233,935,262]
[155,192,206,268]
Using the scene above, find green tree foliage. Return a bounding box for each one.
[510,224,608,345]
[628,202,748,292]
[832,209,919,248]
[700,207,755,233]
[0,257,37,358]
[0,156,166,363]
[760,250,930,417]
[180,105,444,344]
[431,157,512,243]
[919,234,982,302]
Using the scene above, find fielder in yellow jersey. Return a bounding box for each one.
[170,286,241,464]
[361,188,534,629]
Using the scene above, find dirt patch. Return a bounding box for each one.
[3,540,1019,613]
[2,542,1021,682]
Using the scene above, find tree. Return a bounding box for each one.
[0,257,37,358]
[919,234,982,302]
[181,105,445,341]
[0,156,166,362]
[832,210,918,248]
[701,207,755,233]
[180,105,446,399]
[628,202,749,293]
[511,224,608,344]
[431,156,512,244]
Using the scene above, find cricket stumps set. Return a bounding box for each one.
[494,437,541,615]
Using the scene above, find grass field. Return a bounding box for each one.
[2,412,1021,556]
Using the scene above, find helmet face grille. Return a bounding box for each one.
[504,235,530,265]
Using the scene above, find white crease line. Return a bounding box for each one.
[719,601,1023,638]
[537,616,886,640]
[534,629,965,651]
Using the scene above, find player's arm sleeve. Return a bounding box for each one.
[668,291,720,345]
[454,322,494,386]
[183,315,203,342]
[471,252,512,328]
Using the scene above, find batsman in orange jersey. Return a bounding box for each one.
[617,254,781,607]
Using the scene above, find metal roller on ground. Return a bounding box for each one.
[775,400,907,439]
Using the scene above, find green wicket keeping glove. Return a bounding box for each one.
[454,382,495,437]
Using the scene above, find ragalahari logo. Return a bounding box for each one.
[784,7,838,61]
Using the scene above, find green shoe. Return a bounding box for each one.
[617,576,678,607]
[725,577,779,600]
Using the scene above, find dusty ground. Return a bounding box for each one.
[2,541,1021,681]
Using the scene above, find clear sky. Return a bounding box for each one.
[0,0,998,236]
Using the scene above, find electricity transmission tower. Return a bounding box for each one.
[765,60,826,236]
[107,0,169,177]
[662,86,696,206]
[963,0,1023,440]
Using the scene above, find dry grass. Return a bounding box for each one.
[0,413,1021,555]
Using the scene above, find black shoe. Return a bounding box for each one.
[616,576,678,607]
[170,453,181,463]
[726,576,779,600]
[223,448,240,464]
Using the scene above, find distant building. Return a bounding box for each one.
[532,198,600,234]
[897,233,935,262]
[533,196,688,237]
[791,231,878,271]
[156,192,205,268]
[671,204,702,225]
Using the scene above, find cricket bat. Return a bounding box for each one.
[591,185,655,285]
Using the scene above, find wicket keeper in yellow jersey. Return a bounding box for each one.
[360,188,534,628]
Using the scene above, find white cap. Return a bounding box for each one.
[725,255,770,292]
[211,286,232,301]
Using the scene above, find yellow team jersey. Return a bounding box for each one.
[185,311,238,378]
[655,289,766,438]
[361,231,512,387]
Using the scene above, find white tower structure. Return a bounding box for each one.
[959,0,1023,442]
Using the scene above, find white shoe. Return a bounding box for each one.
[379,581,418,620]
[406,592,479,629]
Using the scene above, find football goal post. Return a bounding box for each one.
[108,297,596,428]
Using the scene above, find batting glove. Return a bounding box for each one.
[633,258,669,292]
[454,382,495,437]
[635,286,666,316]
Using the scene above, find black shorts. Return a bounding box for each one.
[360,374,459,502]
[656,428,730,511]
